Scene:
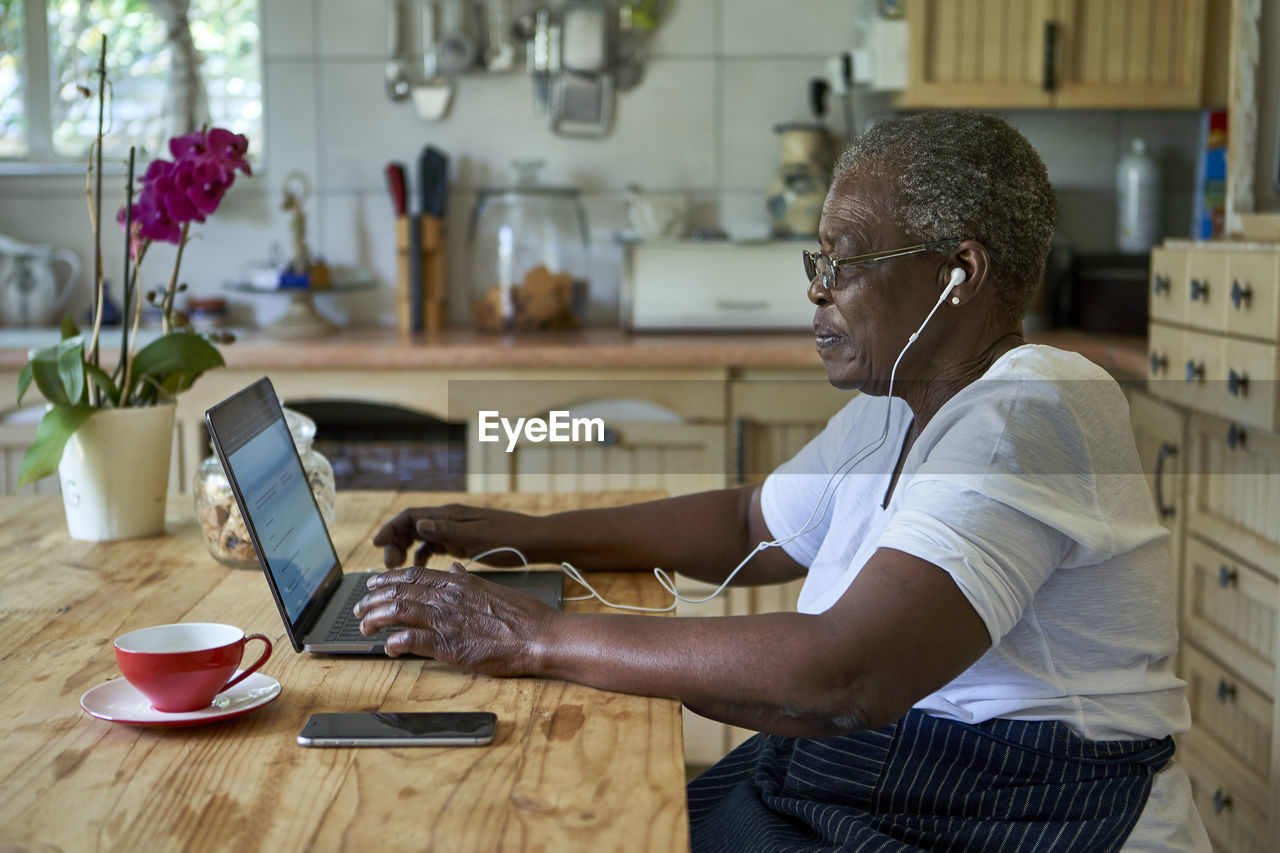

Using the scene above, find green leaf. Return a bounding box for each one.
[15,405,95,488]
[57,339,86,405]
[84,363,121,408]
[129,332,225,379]
[28,358,71,406]
[60,316,81,340]
[16,362,32,405]
[126,333,225,400]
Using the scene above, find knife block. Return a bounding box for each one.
[394,215,446,334]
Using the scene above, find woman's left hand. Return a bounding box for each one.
[354,563,559,672]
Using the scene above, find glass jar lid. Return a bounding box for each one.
[476,159,581,200]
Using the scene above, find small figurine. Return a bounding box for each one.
[280,170,313,278]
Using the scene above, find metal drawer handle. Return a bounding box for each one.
[1190,278,1209,301]
[1226,422,1247,450]
[715,300,769,311]
[1212,788,1232,815]
[1149,352,1168,375]
[1153,442,1177,520]
[1216,678,1237,704]
[1228,368,1249,398]
[1152,275,1171,296]
[1230,279,1253,310]
[1184,360,1204,383]
[1217,564,1239,588]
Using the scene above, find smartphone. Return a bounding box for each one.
[297,712,497,747]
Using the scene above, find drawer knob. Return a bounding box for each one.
[1148,352,1168,375]
[1216,679,1237,703]
[1227,369,1249,398]
[1230,279,1253,310]
[1226,422,1247,450]
[1189,278,1209,301]
[1217,564,1239,588]
[1152,275,1171,296]
[1212,788,1232,815]
[1184,360,1205,383]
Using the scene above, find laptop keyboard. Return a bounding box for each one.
[329,578,398,643]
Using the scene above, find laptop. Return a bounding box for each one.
[205,376,564,655]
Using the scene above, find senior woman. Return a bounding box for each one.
[355,111,1207,851]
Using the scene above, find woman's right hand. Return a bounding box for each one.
[371,504,541,568]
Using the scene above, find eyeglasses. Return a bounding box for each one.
[802,238,964,291]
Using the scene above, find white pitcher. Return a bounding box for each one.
[0,233,80,327]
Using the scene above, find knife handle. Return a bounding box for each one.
[385,162,408,216]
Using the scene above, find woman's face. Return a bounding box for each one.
[809,172,951,394]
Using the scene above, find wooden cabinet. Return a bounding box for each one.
[1147,238,1280,849]
[905,0,1228,109]
[1148,242,1280,434]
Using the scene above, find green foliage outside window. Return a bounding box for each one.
[0,0,261,162]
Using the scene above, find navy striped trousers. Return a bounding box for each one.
[687,709,1174,852]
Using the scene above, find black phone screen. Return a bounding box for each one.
[298,712,497,746]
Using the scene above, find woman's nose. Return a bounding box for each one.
[806,274,830,306]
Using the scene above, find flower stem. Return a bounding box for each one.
[91,33,106,371]
[115,240,148,392]
[120,146,135,371]
[161,222,191,335]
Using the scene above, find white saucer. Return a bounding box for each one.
[80,671,282,727]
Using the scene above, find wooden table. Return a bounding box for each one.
[0,491,689,852]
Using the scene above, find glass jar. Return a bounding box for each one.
[468,160,590,332]
[766,122,833,238]
[194,407,336,569]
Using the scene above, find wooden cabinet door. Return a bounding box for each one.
[1126,387,1187,588]
[905,0,1216,109]
[472,421,728,497]
[905,0,1055,108]
[1051,0,1208,108]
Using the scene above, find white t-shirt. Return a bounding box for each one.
[760,345,1208,851]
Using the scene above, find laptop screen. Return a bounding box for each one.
[209,379,339,625]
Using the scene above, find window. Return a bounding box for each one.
[0,0,261,166]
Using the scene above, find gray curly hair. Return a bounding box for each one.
[833,110,1057,325]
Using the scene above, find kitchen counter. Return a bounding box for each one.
[0,327,1149,376]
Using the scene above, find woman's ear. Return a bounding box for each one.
[942,240,991,306]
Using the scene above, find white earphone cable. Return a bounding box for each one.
[461,273,962,613]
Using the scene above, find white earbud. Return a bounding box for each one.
[943,267,967,305]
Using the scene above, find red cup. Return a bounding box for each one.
[114,623,273,713]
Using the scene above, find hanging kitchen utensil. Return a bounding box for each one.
[435,0,477,77]
[528,8,553,115]
[412,0,454,120]
[384,0,412,102]
[550,0,614,138]
[484,0,516,72]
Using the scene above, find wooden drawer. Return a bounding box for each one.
[1180,328,1227,419]
[1181,537,1277,698]
[1150,247,1189,326]
[1187,412,1280,574]
[1220,336,1280,434]
[1180,643,1273,785]
[1179,742,1273,853]
[1147,322,1186,407]
[1225,250,1280,341]
[1184,250,1229,332]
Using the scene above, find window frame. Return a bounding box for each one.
[1,0,264,176]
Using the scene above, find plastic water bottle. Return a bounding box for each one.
[1116,138,1161,253]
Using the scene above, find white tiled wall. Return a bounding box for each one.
[0,0,1205,331]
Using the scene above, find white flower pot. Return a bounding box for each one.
[58,403,176,541]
